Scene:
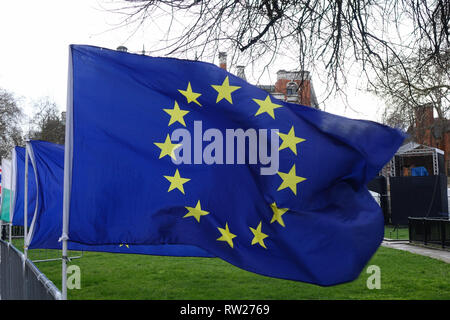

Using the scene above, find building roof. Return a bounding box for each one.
[396,141,444,155]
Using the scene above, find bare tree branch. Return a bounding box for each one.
[103,0,449,110]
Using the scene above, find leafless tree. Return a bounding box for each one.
[369,2,450,130]
[372,48,449,130]
[0,88,24,160]
[105,0,449,107]
[28,98,65,145]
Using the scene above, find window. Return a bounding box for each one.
[286,82,297,95]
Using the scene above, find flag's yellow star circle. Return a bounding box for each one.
[270,202,289,227]
[277,164,307,195]
[253,95,283,119]
[163,101,190,127]
[154,134,182,160]
[278,126,306,155]
[249,221,269,249]
[119,244,129,248]
[178,82,202,106]
[211,76,241,104]
[217,222,237,248]
[184,200,210,223]
[164,169,191,194]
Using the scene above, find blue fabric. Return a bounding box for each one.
[27,140,213,257]
[67,45,405,285]
[12,146,37,226]
[411,166,428,177]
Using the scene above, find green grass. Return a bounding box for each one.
[12,238,82,261]
[384,226,409,240]
[20,245,449,300]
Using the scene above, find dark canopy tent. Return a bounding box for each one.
[390,142,445,177]
[388,142,448,225]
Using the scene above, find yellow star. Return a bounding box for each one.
[270,202,289,227]
[154,134,182,160]
[211,76,241,104]
[277,164,307,195]
[163,101,190,127]
[119,244,129,248]
[253,95,283,119]
[278,126,306,155]
[164,169,191,194]
[249,222,269,249]
[217,222,237,248]
[184,200,209,222]
[178,82,202,106]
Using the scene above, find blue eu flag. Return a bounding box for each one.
[11,146,36,227]
[26,140,212,257]
[65,45,404,285]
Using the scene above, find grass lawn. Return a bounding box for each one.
[19,244,449,300]
[384,226,409,240]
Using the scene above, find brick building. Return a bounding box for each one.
[116,47,320,108]
[218,52,319,109]
[411,104,450,174]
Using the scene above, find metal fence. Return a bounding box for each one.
[0,240,61,300]
[1,224,83,263]
[408,217,450,249]
[10,226,24,239]
[1,224,24,240]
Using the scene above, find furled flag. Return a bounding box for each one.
[10,146,37,226]
[25,140,212,257]
[64,45,405,285]
[0,158,13,222]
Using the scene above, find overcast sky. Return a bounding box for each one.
[0,0,384,123]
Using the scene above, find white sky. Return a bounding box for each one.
[0,0,384,123]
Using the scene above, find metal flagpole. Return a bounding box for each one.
[23,143,29,299]
[0,165,3,242]
[8,156,12,244]
[24,144,28,261]
[62,45,74,300]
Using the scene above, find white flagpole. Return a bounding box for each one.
[8,155,12,244]
[0,163,3,242]
[62,46,74,300]
[22,144,29,299]
[24,144,28,261]
[0,163,4,242]
[25,143,40,256]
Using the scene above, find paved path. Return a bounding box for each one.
[381,240,450,264]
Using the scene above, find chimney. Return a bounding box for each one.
[415,104,434,128]
[236,66,246,81]
[219,52,227,70]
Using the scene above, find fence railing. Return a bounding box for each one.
[1,224,83,263]
[408,217,450,249]
[0,239,61,300]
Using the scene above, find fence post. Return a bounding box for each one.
[423,219,428,246]
[408,218,412,243]
[442,220,446,249]
[8,243,12,298]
